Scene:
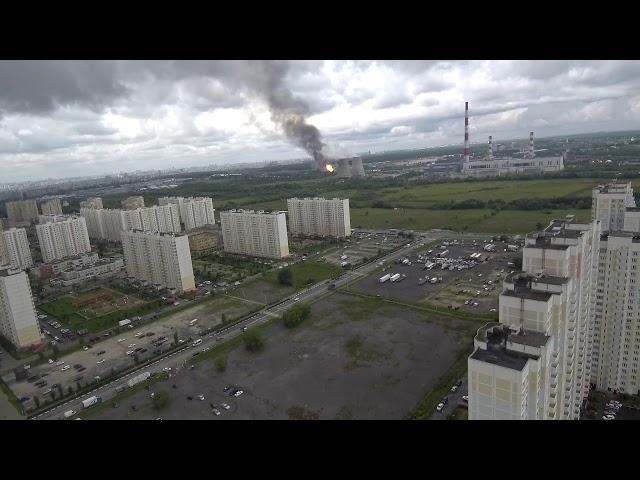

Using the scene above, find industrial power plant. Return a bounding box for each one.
[334,156,366,179]
[460,101,565,177]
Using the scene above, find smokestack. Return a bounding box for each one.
[488,135,493,159]
[463,102,470,169]
[529,131,535,158]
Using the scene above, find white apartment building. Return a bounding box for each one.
[286,197,351,238]
[0,224,6,265]
[2,227,33,270]
[592,233,640,395]
[0,266,43,349]
[220,210,289,259]
[159,196,216,231]
[56,257,125,287]
[592,182,636,232]
[121,230,195,292]
[469,217,600,420]
[79,197,103,209]
[39,197,63,215]
[36,216,91,263]
[80,204,181,242]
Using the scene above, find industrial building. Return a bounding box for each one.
[286,197,351,238]
[79,197,103,209]
[36,216,91,263]
[220,210,289,259]
[6,199,38,227]
[121,230,195,293]
[121,195,145,210]
[159,196,216,231]
[334,156,366,179]
[2,227,33,270]
[39,197,63,215]
[469,216,600,420]
[460,102,565,177]
[0,266,43,349]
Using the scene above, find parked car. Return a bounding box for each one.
[436,402,445,412]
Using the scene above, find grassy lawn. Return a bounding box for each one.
[350,207,590,233]
[264,260,342,289]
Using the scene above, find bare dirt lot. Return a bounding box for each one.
[323,234,404,267]
[351,239,518,314]
[91,292,478,420]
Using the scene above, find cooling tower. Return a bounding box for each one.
[335,158,352,178]
[350,157,365,177]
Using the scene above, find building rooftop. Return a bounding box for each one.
[625,207,640,212]
[502,289,553,302]
[470,347,538,371]
[508,329,550,348]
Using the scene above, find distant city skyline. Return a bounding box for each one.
[1,60,640,182]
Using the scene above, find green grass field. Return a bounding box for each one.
[264,260,342,289]
[349,207,590,233]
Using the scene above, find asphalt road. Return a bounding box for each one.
[429,374,468,420]
[34,234,446,420]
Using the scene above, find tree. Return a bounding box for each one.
[38,351,44,361]
[221,313,227,325]
[134,354,139,365]
[67,386,73,396]
[243,328,264,352]
[282,303,311,329]
[278,268,293,286]
[215,354,227,372]
[173,331,179,345]
[152,390,171,410]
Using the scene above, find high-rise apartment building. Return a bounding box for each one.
[36,216,91,263]
[39,197,63,215]
[592,182,636,232]
[0,223,7,265]
[159,196,215,231]
[469,217,600,420]
[2,228,33,270]
[79,197,103,209]
[0,266,43,349]
[220,210,289,259]
[287,197,351,238]
[6,199,38,226]
[121,196,145,210]
[80,204,180,242]
[121,230,195,292]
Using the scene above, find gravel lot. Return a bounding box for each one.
[92,292,469,420]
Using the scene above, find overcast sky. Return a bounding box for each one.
[1,60,639,182]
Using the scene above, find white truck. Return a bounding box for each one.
[390,273,401,282]
[126,371,151,388]
[119,319,131,327]
[379,274,391,283]
[81,395,102,409]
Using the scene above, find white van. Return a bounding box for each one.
[64,410,77,418]
[192,339,202,347]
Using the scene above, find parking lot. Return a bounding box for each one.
[323,232,405,267]
[4,294,258,409]
[87,291,470,420]
[352,238,519,314]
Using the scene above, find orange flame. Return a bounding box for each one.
[325,164,334,173]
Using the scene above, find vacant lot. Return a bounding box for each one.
[39,287,160,333]
[92,292,483,420]
[264,260,342,289]
[350,207,590,234]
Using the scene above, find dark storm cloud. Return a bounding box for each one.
[0,61,129,114]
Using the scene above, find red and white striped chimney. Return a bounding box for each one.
[463,102,470,167]
[529,131,534,157]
